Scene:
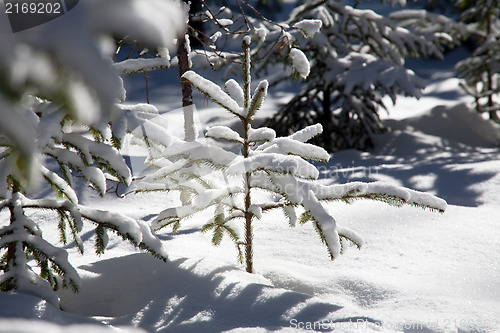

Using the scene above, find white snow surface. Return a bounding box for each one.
[2,54,500,333]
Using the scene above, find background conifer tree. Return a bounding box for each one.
[392,0,500,123]
[454,0,500,122]
[254,0,446,152]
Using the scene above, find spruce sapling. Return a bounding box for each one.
[139,37,447,273]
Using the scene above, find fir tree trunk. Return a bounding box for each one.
[241,38,254,273]
[5,180,21,276]
[144,73,150,104]
[243,116,253,273]
[177,34,195,142]
[244,172,253,273]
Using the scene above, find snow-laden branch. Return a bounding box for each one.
[17,194,168,263]
[114,58,171,75]
[182,71,245,117]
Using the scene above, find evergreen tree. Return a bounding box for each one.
[393,0,500,123]
[0,0,182,304]
[254,0,445,152]
[454,0,500,122]
[149,1,316,142]
[138,37,446,274]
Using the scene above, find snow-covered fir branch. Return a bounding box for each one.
[0,0,183,304]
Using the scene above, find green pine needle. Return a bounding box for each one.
[248,86,266,119]
[299,211,313,225]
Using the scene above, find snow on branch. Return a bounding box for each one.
[161,140,238,168]
[41,166,78,204]
[390,9,469,43]
[61,133,131,186]
[225,79,245,108]
[294,19,322,38]
[77,205,167,260]
[248,80,269,118]
[289,48,310,79]
[226,153,320,180]
[287,124,323,143]
[182,71,245,117]
[206,126,244,144]
[248,127,276,143]
[114,58,171,75]
[257,137,330,162]
[192,186,244,211]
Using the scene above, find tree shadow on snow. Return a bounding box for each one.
[56,253,369,332]
[321,104,500,207]
[53,252,473,333]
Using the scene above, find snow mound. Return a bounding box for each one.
[55,253,392,333]
[384,103,500,147]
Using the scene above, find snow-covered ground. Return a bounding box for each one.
[2,52,500,332]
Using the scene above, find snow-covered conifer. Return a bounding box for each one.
[255,0,445,152]
[454,0,500,122]
[0,0,182,304]
[138,37,446,274]
[392,0,500,123]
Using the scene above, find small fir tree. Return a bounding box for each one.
[138,37,447,273]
